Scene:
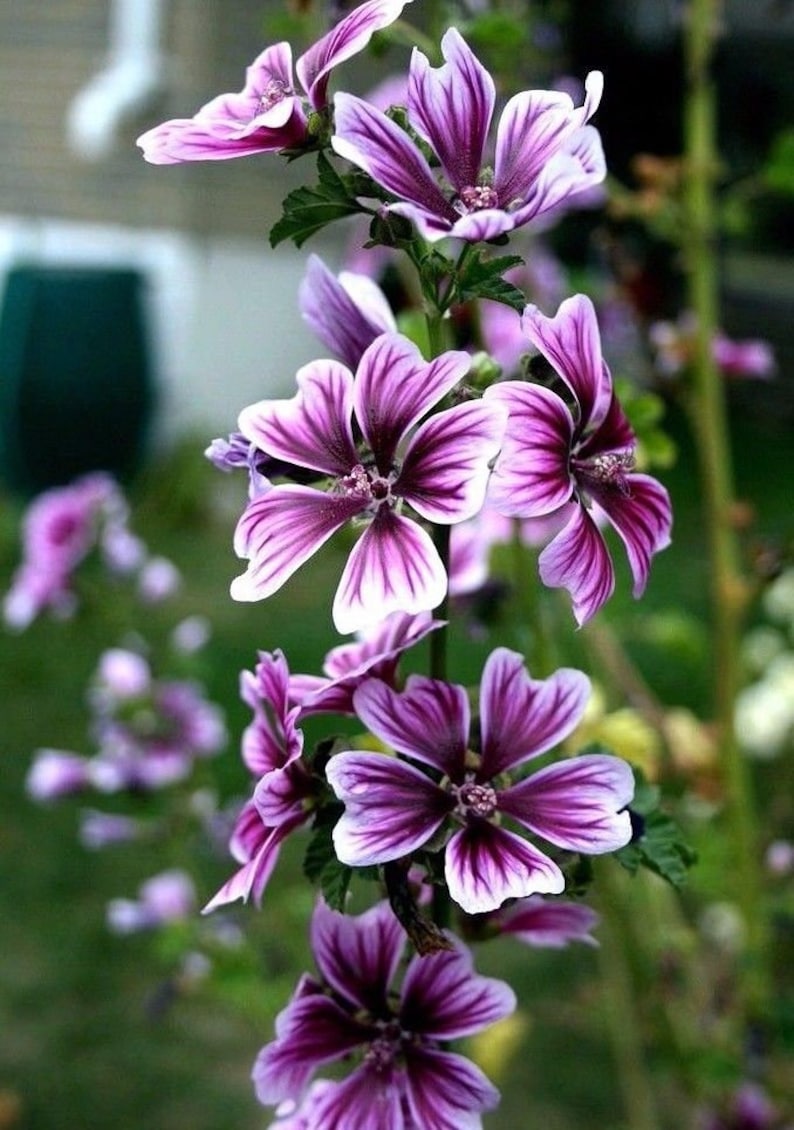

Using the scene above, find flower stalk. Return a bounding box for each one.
[682,0,769,1021]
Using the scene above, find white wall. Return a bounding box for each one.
[0,214,341,445]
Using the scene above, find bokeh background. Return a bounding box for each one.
[1,2,793,1128]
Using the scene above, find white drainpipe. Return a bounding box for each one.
[66,0,165,161]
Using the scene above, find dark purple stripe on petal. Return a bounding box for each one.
[594,473,673,598]
[397,400,505,523]
[445,823,564,914]
[404,1047,502,1130]
[332,510,447,634]
[327,750,450,865]
[353,673,469,774]
[500,753,634,853]
[310,899,405,1014]
[333,92,456,221]
[408,28,495,191]
[479,648,590,775]
[232,485,359,602]
[401,944,516,1039]
[538,504,615,624]
[239,359,357,477]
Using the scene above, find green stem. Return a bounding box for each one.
[596,863,662,1130]
[683,0,768,1021]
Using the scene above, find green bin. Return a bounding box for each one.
[0,265,156,494]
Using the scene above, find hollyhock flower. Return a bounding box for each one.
[205,650,316,911]
[253,898,515,1128]
[26,750,93,801]
[332,28,605,242]
[492,895,599,948]
[3,472,128,629]
[78,809,143,850]
[327,647,634,914]
[299,254,396,369]
[288,610,443,716]
[485,294,673,624]
[106,869,196,934]
[231,333,505,634]
[88,650,226,791]
[137,0,410,164]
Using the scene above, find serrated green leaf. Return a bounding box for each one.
[302,808,341,884]
[270,153,365,248]
[593,765,698,889]
[318,857,353,911]
[455,251,526,312]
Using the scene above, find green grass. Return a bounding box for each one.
[0,394,792,1130]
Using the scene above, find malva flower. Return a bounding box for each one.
[231,333,505,634]
[485,294,673,624]
[327,647,634,914]
[137,0,410,164]
[204,650,316,912]
[332,27,605,242]
[252,898,515,1129]
[299,254,396,370]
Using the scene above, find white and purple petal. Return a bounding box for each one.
[479,648,591,776]
[232,485,361,603]
[353,674,469,774]
[538,504,615,625]
[310,899,405,1014]
[499,753,634,854]
[408,28,495,191]
[445,823,564,914]
[522,295,612,432]
[396,400,506,524]
[592,473,673,599]
[327,750,450,866]
[485,382,574,517]
[252,994,369,1106]
[195,43,298,132]
[497,895,599,949]
[403,1046,501,1130]
[400,944,516,1040]
[332,92,456,224]
[332,509,447,635]
[238,360,357,477]
[310,1065,404,1130]
[297,0,411,110]
[299,256,394,369]
[494,71,603,207]
[353,334,471,473]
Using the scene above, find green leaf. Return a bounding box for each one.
[270,153,366,248]
[455,251,526,312]
[616,772,697,889]
[318,857,353,912]
[302,805,341,884]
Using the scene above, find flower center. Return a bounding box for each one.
[364,1020,404,1074]
[454,778,498,820]
[456,184,499,214]
[576,449,636,497]
[336,464,393,507]
[257,77,290,113]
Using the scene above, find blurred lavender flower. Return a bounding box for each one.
[106,870,196,934]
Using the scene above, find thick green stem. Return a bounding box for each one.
[596,863,662,1130]
[683,0,768,1020]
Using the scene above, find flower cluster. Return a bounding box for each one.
[3,472,180,629]
[133,3,678,1124]
[26,646,226,799]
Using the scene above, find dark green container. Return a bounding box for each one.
[0,265,156,494]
